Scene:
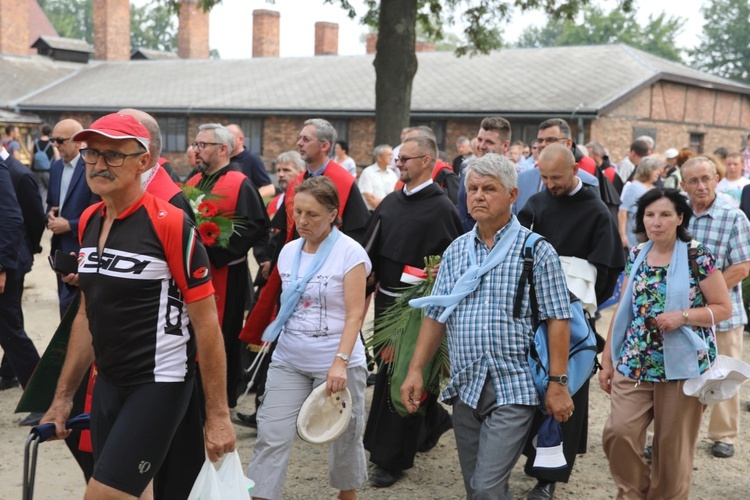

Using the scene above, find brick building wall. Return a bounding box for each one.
[592,82,750,161]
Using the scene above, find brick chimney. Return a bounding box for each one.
[366,33,436,54]
[252,10,279,58]
[0,0,30,56]
[178,0,210,59]
[93,0,130,61]
[365,33,377,55]
[314,22,338,56]
[415,41,436,52]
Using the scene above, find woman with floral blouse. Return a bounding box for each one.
[599,188,731,500]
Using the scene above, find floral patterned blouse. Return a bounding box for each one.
[616,242,718,382]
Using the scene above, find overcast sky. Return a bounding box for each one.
[195,0,707,60]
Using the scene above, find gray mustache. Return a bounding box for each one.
[89,169,116,180]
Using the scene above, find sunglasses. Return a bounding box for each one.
[50,137,70,145]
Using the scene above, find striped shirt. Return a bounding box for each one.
[689,195,750,331]
[426,217,572,409]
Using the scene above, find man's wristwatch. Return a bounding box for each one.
[335,353,350,364]
[548,374,568,386]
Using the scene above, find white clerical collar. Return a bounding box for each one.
[0,147,8,161]
[567,177,582,196]
[403,178,433,196]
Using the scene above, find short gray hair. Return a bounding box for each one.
[682,156,718,177]
[463,153,517,192]
[636,135,655,150]
[373,144,391,158]
[633,156,663,182]
[304,118,337,147]
[456,136,470,146]
[585,141,605,158]
[198,123,234,150]
[275,150,305,172]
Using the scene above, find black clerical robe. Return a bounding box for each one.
[518,183,624,484]
[363,183,462,472]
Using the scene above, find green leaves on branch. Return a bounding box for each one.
[690,0,750,84]
[516,5,685,62]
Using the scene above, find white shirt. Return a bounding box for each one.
[273,233,372,372]
[59,153,80,210]
[403,178,433,196]
[716,177,750,209]
[358,163,399,210]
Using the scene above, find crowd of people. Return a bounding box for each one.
[1,111,750,500]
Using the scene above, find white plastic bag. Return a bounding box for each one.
[187,450,254,500]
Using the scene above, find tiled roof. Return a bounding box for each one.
[131,48,180,60]
[0,108,41,124]
[31,36,94,54]
[12,44,750,116]
[0,54,83,107]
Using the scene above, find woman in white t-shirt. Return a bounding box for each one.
[247,176,371,500]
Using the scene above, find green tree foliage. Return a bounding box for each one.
[690,0,750,84]
[131,1,178,52]
[38,0,93,44]
[516,6,684,62]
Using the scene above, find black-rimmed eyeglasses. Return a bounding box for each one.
[191,142,222,150]
[395,154,428,165]
[80,148,146,168]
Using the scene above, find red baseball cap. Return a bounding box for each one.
[73,113,151,150]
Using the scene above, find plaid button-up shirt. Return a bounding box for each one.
[690,195,750,331]
[426,218,572,409]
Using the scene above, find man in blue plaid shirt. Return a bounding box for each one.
[402,154,574,499]
[681,156,750,459]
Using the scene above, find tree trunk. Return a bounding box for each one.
[373,0,418,147]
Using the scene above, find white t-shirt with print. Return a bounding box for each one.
[716,177,750,209]
[272,233,372,372]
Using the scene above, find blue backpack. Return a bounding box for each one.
[512,233,598,409]
[33,140,52,171]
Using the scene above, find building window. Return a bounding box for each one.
[410,119,446,151]
[156,116,187,153]
[633,126,657,147]
[689,132,705,154]
[236,118,263,155]
[326,118,349,144]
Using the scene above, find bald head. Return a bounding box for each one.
[52,119,84,162]
[119,108,161,167]
[538,143,579,197]
[226,124,244,155]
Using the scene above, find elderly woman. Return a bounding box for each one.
[247,176,371,500]
[618,156,662,249]
[599,188,731,499]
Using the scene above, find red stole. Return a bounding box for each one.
[186,170,244,326]
[267,193,283,218]
[147,166,182,202]
[239,161,354,345]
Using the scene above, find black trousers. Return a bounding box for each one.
[0,273,40,388]
[223,262,248,409]
[362,292,452,472]
[522,378,590,483]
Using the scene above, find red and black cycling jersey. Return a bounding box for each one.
[77,192,214,386]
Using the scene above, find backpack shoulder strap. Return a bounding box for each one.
[513,232,545,327]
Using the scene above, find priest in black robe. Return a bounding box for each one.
[517,143,624,500]
[362,134,463,488]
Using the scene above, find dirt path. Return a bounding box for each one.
[1,231,748,499]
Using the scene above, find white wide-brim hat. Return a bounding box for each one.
[297,384,352,444]
[683,355,750,405]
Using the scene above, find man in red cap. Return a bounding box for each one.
[41,113,235,499]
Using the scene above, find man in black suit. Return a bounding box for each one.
[47,119,95,317]
[0,147,33,391]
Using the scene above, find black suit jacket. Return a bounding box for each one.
[46,156,95,255]
[7,155,45,274]
[0,158,24,273]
